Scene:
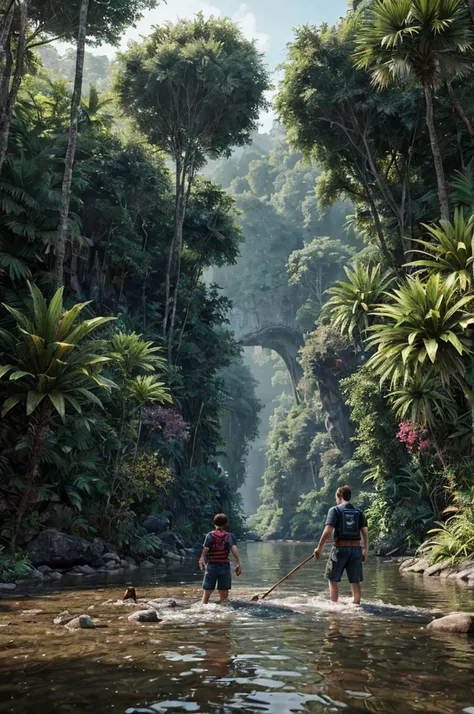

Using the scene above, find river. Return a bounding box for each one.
[1,541,474,714]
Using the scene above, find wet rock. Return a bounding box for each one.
[164,551,182,562]
[29,568,45,581]
[121,559,129,568]
[424,561,451,577]
[78,564,97,576]
[106,560,120,570]
[404,558,429,573]
[54,611,75,625]
[427,613,474,634]
[22,609,43,616]
[37,565,52,575]
[143,514,170,534]
[124,556,137,568]
[160,531,185,551]
[103,552,121,564]
[128,609,161,623]
[140,560,154,569]
[0,583,16,590]
[27,529,103,569]
[65,614,97,630]
[399,557,417,571]
[48,571,63,581]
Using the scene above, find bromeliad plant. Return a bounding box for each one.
[0,281,116,545]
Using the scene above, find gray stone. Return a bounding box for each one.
[78,564,97,576]
[48,571,63,581]
[160,530,185,551]
[0,583,16,590]
[424,561,452,577]
[65,614,97,630]
[29,568,45,581]
[128,609,161,623]
[164,551,182,561]
[26,529,103,569]
[427,613,474,634]
[103,552,121,564]
[37,565,52,574]
[405,558,429,573]
[143,514,170,534]
[456,565,474,581]
[106,560,120,570]
[121,559,129,568]
[21,609,43,616]
[399,557,417,571]
[54,611,75,625]
[140,560,154,569]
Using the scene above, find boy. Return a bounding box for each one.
[314,485,368,605]
[199,513,242,604]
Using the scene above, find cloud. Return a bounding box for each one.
[231,4,270,52]
[56,0,269,59]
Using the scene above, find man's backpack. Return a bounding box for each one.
[336,506,362,539]
[209,530,230,561]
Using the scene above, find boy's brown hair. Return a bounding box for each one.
[214,513,229,528]
[336,485,352,502]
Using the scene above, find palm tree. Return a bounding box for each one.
[323,262,395,345]
[0,280,115,544]
[406,208,474,290]
[366,273,474,387]
[354,0,474,221]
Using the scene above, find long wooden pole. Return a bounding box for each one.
[255,553,315,601]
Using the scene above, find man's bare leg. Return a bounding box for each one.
[329,581,338,603]
[351,583,361,605]
[202,589,213,605]
[218,589,229,602]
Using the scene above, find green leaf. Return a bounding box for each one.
[48,392,65,420]
[26,391,46,415]
[423,338,439,363]
[9,370,34,380]
[2,395,21,416]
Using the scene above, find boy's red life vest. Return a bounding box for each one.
[207,530,231,564]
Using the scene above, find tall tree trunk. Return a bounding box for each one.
[54,0,89,289]
[424,84,449,221]
[162,161,182,339]
[0,0,27,176]
[0,0,15,67]
[11,404,50,550]
[446,79,474,137]
[465,0,474,22]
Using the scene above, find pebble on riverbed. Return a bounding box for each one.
[128,609,162,623]
[65,615,98,630]
[427,613,474,635]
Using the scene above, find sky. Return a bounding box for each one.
[56,0,349,131]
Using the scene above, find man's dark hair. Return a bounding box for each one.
[336,485,352,502]
[214,513,229,528]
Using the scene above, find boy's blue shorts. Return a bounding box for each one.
[325,546,363,584]
[202,563,232,590]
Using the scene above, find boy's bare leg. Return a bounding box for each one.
[351,583,361,605]
[329,581,338,603]
[218,589,229,602]
[202,589,213,605]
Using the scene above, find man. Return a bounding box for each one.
[314,485,368,605]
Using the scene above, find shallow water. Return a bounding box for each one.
[1,542,474,714]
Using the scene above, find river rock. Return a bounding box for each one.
[164,551,182,561]
[65,614,97,630]
[54,611,75,625]
[37,565,52,575]
[103,552,121,564]
[427,613,474,634]
[22,609,43,616]
[140,560,154,569]
[26,529,104,569]
[424,561,452,577]
[143,514,170,534]
[48,571,63,581]
[160,531,185,551]
[404,558,429,573]
[78,564,97,576]
[399,557,417,571]
[128,609,161,623]
[106,560,120,570]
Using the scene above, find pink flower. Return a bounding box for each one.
[142,407,190,442]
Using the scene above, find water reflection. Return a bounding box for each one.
[1,543,474,714]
